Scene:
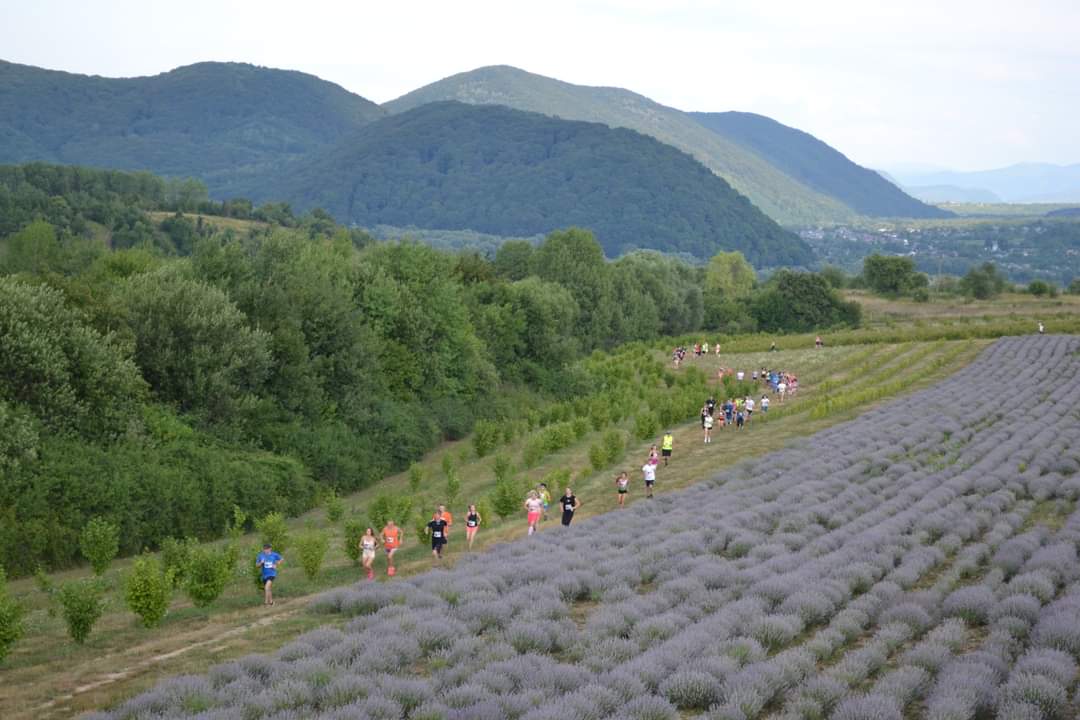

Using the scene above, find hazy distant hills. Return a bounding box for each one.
[384,65,855,225]
[889,163,1080,203]
[246,102,812,266]
[0,60,385,194]
[905,185,1002,204]
[690,112,950,219]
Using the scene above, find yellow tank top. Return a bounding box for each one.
[662,434,673,450]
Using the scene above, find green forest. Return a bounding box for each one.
[0,60,384,196]
[0,163,859,575]
[243,102,813,266]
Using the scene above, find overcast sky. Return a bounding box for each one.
[3,0,1077,172]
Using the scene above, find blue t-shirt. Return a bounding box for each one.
[256,551,282,578]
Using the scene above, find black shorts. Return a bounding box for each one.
[645,480,655,487]
[661,448,672,457]
[432,540,445,552]
[561,511,574,526]
[618,488,628,494]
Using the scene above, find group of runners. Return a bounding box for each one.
[251,349,810,592]
[672,342,722,368]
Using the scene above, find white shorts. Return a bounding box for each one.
[362,549,375,561]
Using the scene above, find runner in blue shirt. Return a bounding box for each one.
[255,543,284,606]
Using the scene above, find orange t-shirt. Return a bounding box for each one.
[383,527,401,548]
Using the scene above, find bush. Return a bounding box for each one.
[472,420,502,458]
[602,429,625,465]
[634,412,658,441]
[79,517,120,576]
[367,494,414,533]
[1027,280,1058,297]
[589,443,607,472]
[160,536,198,588]
[491,474,522,520]
[445,469,462,508]
[408,463,426,494]
[255,512,290,553]
[184,546,232,608]
[58,578,104,644]
[343,519,366,565]
[659,669,721,710]
[124,554,171,628]
[0,567,23,662]
[296,530,330,581]
[324,491,344,524]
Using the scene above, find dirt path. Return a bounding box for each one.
[28,601,304,719]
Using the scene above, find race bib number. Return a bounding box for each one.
[263,561,274,569]
[565,504,574,511]
[433,531,442,538]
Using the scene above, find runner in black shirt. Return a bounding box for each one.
[560,488,580,526]
[426,511,449,562]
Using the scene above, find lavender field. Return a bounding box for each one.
[92,336,1080,720]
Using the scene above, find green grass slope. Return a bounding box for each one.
[383,65,854,225]
[0,60,385,195]
[691,111,952,219]
[249,101,813,265]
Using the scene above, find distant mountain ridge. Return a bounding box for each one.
[241,101,813,266]
[689,112,951,219]
[888,163,1080,203]
[384,65,855,225]
[0,60,385,195]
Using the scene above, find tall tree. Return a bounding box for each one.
[529,228,614,349]
[705,251,756,300]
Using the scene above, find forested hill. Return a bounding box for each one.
[690,112,952,220]
[247,101,813,266]
[384,65,854,226]
[0,60,385,195]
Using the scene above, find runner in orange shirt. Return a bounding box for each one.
[381,520,403,576]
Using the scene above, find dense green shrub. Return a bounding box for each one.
[602,430,625,465]
[589,443,607,472]
[160,536,198,588]
[407,463,426,494]
[635,412,659,441]
[0,568,23,662]
[342,519,366,565]
[79,517,120,576]
[295,530,329,580]
[184,546,232,608]
[472,419,502,458]
[367,495,413,533]
[58,579,104,644]
[124,554,171,628]
[254,513,290,553]
[1027,279,1058,297]
[323,491,344,524]
[491,471,523,520]
[445,469,462,507]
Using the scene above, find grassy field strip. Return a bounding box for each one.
[0,340,989,718]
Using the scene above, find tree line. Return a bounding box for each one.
[0,164,860,575]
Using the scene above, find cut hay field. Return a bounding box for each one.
[78,335,1080,720]
[0,334,991,719]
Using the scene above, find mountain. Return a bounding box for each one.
[689,112,951,219]
[905,185,1001,203]
[384,65,854,225]
[0,60,385,195]
[888,163,1080,203]
[245,102,813,266]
